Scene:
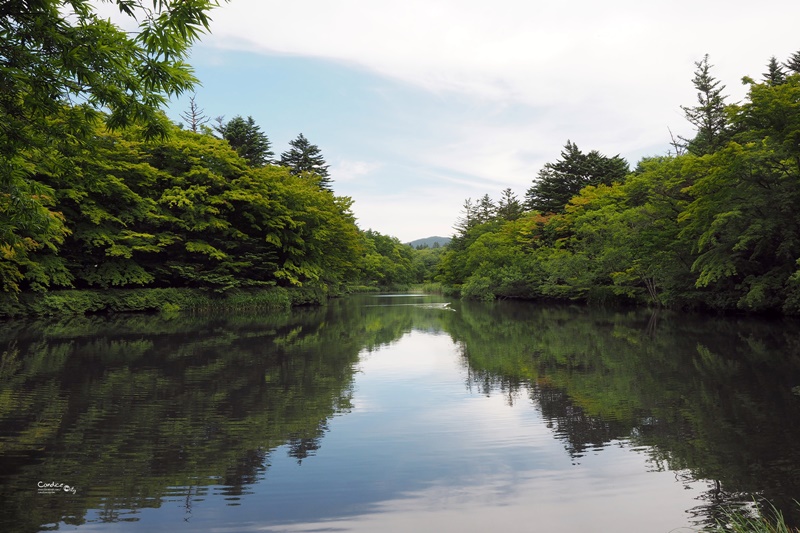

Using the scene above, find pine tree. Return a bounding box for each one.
[214,116,274,167]
[453,198,477,239]
[525,141,628,214]
[785,50,800,74]
[496,188,525,221]
[679,55,730,155]
[763,56,786,86]
[280,134,332,191]
[475,194,496,223]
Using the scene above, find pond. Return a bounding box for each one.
[1,294,799,532]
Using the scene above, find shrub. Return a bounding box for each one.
[461,276,495,301]
[0,287,325,317]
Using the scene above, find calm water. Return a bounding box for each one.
[1,294,799,532]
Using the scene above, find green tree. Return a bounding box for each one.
[264,175,361,288]
[496,188,525,221]
[0,0,224,293]
[547,159,696,307]
[358,230,415,288]
[525,141,629,214]
[0,0,220,141]
[679,74,800,312]
[38,124,166,291]
[280,133,333,191]
[215,115,274,167]
[143,125,253,290]
[459,217,544,300]
[411,245,446,283]
[143,126,360,290]
[680,54,730,155]
[19,120,363,294]
[763,56,786,86]
[453,198,477,239]
[438,216,504,290]
[617,157,696,306]
[439,54,800,314]
[785,50,800,74]
[475,193,496,223]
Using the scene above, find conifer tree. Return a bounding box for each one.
[680,54,730,155]
[453,198,477,239]
[280,134,332,191]
[784,50,800,74]
[476,194,496,223]
[525,141,628,214]
[215,116,274,167]
[496,188,525,221]
[763,56,787,85]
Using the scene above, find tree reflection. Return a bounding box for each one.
[445,300,800,529]
[1,297,800,531]
[0,309,364,531]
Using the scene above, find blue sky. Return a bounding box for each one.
[114,1,800,242]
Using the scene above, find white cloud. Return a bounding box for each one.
[96,1,800,153]
[329,159,382,182]
[203,0,800,181]
[338,184,470,242]
[207,1,796,101]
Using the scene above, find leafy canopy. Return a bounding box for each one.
[0,0,224,144]
[1,0,225,292]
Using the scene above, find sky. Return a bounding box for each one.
[120,1,800,242]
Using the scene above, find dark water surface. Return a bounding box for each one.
[1,294,799,532]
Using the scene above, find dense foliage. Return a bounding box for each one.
[1,0,225,295]
[1,102,432,312]
[439,53,800,315]
[1,121,367,296]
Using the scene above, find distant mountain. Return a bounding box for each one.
[407,236,451,249]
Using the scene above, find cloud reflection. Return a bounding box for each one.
[250,445,707,533]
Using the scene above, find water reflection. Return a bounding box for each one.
[0,295,799,532]
[450,301,800,529]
